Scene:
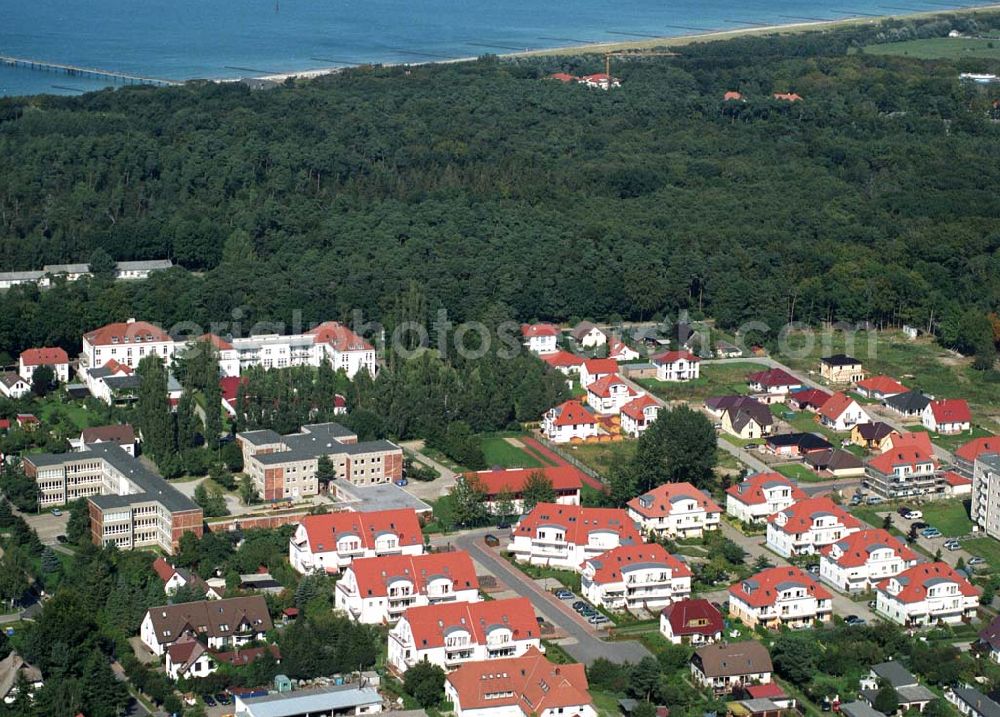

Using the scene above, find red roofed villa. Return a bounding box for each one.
[659,598,724,645]
[922,398,972,435]
[466,466,584,512]
[856,375,908,400]
[651,350,701,382]
[627,482,722,539]
[620,394,662,437]
[509,503,642,570]
[729,566,832,629]
[288,509,424,574]
[542,400,599,443]
[580,543,692,612]
[585,373,639,415]
[521,323,560,354]
[875,562,979,626]
[726,472,807,524]
[819,528,919,593]
[765,497,861,557]
[18,347,70,384]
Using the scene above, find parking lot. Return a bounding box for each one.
[21,508,68,545]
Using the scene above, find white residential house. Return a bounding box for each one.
[165,640,215,681]
[819,529,919,594]
[571,321,607,348]
[660,599,724,646]
[922,399,972,435]
[651,350,701,382]
[580,543,691,613]
[139,596,272,656]
[81,319,177,372]
[875,562,980,626]
[387,598,541,673]
[18,348,70,384]
[818,392,872,432]
[766,497,862,557]
[726,472,807,524]
[579,358,619,389]
[626,482,722,539]
[334,551,480,624]
[541,400,599,443]
[620,395,661,438]
[0,373,31,399]
[508,504,642,570]
[521,324,560,355]
[585,374,638,415]
[728,566,833,629]
[608,339,640,362]
[690,642,773,695]
[288,509,425,575]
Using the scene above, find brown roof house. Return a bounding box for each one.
[691,641,773,695]
[0,652,43,703]
[73,423,137,455]
[139,595,272,656]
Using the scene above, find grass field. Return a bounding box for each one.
[920,499,973,537]
[635,361,768,403]
[862,37,1000,60]
[568,440,636,476]
[774,329,1000,433]
[962,537,1000,568]
[33,397,102,430]
[480,436,542,469]
[775,463,828,483]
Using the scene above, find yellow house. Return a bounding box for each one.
[850,422,897,451]
[820,354,865,384]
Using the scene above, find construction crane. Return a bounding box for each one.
[603,49,680,85]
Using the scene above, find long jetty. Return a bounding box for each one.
[0,54,181,87]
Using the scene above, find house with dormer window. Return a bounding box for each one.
[819,529,919,593]
[580,543,691,612]
[726,472,807,524]
[728,566,833,629]
[875,562,979,626]
[387,597,540,673]
[508,504,642,570]
[139,596,272,655]
[766,497,861,557]
[288,509,424,574]
[627,482,721,539]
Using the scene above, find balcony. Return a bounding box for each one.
[445,650,473,665]
[487,647,517,659]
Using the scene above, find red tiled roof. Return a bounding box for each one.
[955,436,1000,463]
[16,414,38,425]
[212,644,281,667]
[547,400,597,427]
[299,509,423,554]
[621,394,660,422]
[773,92,803,101]
[878,562,979,604]
[887,431,933,454]
[729,566,831,607]
[767,497,860,534]
[583,73,612,81]
[819,529,917,568]
[197,333,234,351]
[308,321,373,351]
[651,350,701,365]
[608,339,635,359]
[746,684,788,700]
[723,91,743,101]
[514,503,641,546]
[941,471,971,487]
[586,373,636,399]
[792,389,831,408]
[539,350,585,369]
[726,472,806,506]
[584,543,691,584]
[747,368,801,388]
[152,557,178,583]
[867,446,936,475]
[628,482,722,519]
[521,323,560,338]
[166,638,203,666]
[102,359,133,375]
[84,320,171,346]
[928,399,972,425]
[403,597,538,649]
[446,646,590,716]
[582,358,618,375]
[19,347,69,366]
[81,424,135,446]
[856,375,907,396]
[469,466,584,497]
[548,72,578,83]
[661,598,723,637]
[818,392,856,421]
[219,376,248,403]
[347,551,478,598]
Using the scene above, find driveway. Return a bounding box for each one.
[449,530,651,665]
[400,440,458,502]
[21,509,68,544]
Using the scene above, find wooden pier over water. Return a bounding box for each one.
[0,54,181,87]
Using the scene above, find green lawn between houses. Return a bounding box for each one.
[635,361,769,403]
[919,499,974,537]
[568,440,637,476]
[479,435,543,469]
[775,463,829,484]
[962,537,1000,569]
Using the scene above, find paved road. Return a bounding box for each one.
[400,440,458,502]
[448,530,652,665]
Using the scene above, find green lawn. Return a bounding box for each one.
[635,361,769,403]
[568,441,636,476]
[775,463,828,483]
[33,397,102,431]
[503,555,581,592]
[774,329,1000,433]
[862,37,1000,60]
[591,690,623,717]
[962,537,1000,569]
[480,436,542,469]
[920,499,973,537]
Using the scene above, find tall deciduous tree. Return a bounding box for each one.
[521,470,555,512]
[136,355,174,461]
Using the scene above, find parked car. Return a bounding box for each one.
[850,495,862,506]
[866,496,883,505]
[50,508,61,516]
[968,557,987,567]
[589,615,610,625]
[394,478,408,487]
[911,522,929,530]
[215,693,232,705]
[203,695,217,707]
[867,600,876,609]
[807,564,820,575]
[920,527,942,538]
[554,589,573,600]
[944,540,961,551]
[898,506,913,517]
[844,615,866,626]
[572,601,587,611]
[904,510,922,520]
[484,534,500,547]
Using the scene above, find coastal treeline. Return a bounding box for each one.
[1,13,999,357]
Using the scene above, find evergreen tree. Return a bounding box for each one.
[88,248,117,279]
[176,388,202,450]
[873,683,899,715]
[403,661,446,708]
[136,355,174,461]
[81,650,130,717]
[30,364,55,397]
[316,455,335,489]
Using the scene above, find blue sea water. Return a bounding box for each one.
[0,0,989,97]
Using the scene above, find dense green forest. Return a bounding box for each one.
[1,13,999,357]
